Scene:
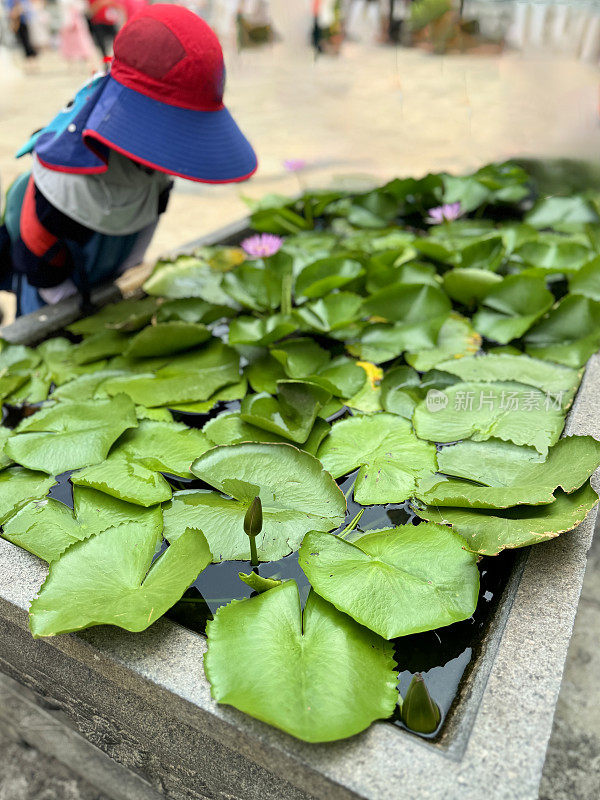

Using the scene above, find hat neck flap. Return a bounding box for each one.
[33,76,111,175]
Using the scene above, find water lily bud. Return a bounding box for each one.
[244,496,263,538]
[400,674,441,734]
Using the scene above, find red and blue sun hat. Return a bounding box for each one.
[32,5,258,184]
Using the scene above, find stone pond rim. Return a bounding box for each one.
[0,217,598,800]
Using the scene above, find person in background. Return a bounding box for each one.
[59,0,97,68]
[29,0,51,51]
[0,4,258,316]
[4,0,38,64]
[85,0,120,57]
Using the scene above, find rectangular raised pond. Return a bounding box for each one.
[0,201,599,800]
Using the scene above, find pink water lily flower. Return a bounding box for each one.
[426,202,462,224]
[283,158,307,172]
[241,233,284,258]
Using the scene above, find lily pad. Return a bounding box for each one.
[240,381,331,444]
[473,274,554,345]
[405,314,481,372]
[222,262,286,312]
[525,295,600,368]
[295,257,364,299]
[103,342,240,407]
[204,581,397,742]
[67,297,159,335]
[156,298,235,325]
[434,353,581,402]
[299,525,479,638]
[5,395,137,474]
[294,292,363,332]
[515,239,592,273]
[123,322,211,358]
[0,467,55,524]
[228,314,296,346]
[203,411,330,456]
[113,420,211,477]
[363,283,451,324]
[29,525,212,638]
[419,435,600,508]
[2,490,162,562]
[442,268,503,306]
[162,443,346,562]
[270,338,330,379]
[143,256,236,306]
[72,331,130,366]
[568,256,600,301]
[421,485,598,555]
[412,381,566,454]
[168,378,247,414]
[71,453,172,507]
[317,413,437,504]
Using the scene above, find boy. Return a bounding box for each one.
[0,4,258,316]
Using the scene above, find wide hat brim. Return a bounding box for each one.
[83,76,258,184]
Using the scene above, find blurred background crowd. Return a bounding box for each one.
[3,1,600,67]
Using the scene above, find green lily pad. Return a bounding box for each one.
[0,467,55,524]
[437,439,543,485]
[0,428,14,470]
[443,268,503,306]
[405,314,481,371]
[270,338,330,379]
[363,283,451,324]
[295,257,365,299]
[123,322,211,358]
[568,256,600,301]
[380,366,421,418]
[515,239,592,273]
[0,341,41,370]
[421,485,598,555]
[434,353,581,402]
[317,413,437,504]
[0,373,29,401]
[240,381,331,444]
[2,490,162,562]
[473,274,554,345]
[245,355,287,394]
[457,235,505,272]
[72,331,130,366]
[156,297,235,324]
[168,378,247,414]
[113,419,211,477]
[228,314,296,346]
[204,581,397,743]
[143,256,236,306]
[294,292,363,332]
[51,370,128,402]
[5,395,138,474]
[67,297,160,335]
[349,315,448,364]
[103,342,240,407]
[526,195,600,228]
[525,295,600,368]
[299,525,479,638]
[203,411,330,456]
[29,525,212,638]
[71,453,172,507]
[222,262,286,312]
[412,381,566,455]
[419,435,600,508]
[162,443,346,562]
